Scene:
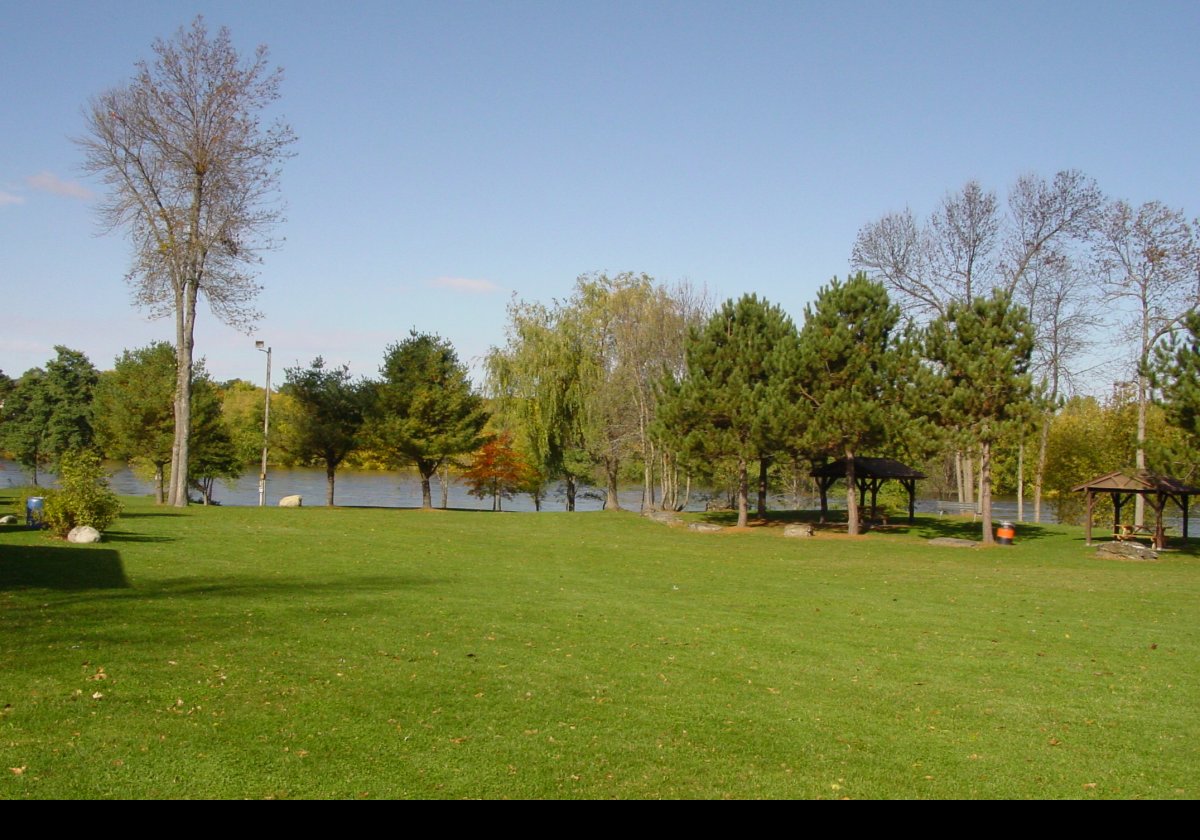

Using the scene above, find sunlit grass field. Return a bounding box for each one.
[2,496,1197,799]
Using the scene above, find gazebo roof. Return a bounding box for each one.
[811,457,926,480]
[1071,469,1200,495]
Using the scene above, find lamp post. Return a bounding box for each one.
[255,340,272,507]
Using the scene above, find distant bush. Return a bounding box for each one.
[41,450,122,538]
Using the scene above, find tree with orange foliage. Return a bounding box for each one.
[463,432,530,511]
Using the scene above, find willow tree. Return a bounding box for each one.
[79,17,296,506]
[488,274,702,511]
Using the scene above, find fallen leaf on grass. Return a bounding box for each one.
[10,766,26,776]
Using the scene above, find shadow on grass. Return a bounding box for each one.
[690,509,1063,542]
[0,542,130,590]
[101,529,176,543]
[107,573,445,602]
[116,511,188,519]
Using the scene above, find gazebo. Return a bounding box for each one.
[811,457,926,524]
[1072,470,1199,548]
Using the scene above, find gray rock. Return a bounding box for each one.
[688,522,723,533]
[0,515,17,525]
[278,495,303,508]
[784,524,815,538]
[644,510,681,525]
[1096,541,1158,561]
[68,525,102,544]
[927,537,979,548]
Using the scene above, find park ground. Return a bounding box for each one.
[1,496,1197,799]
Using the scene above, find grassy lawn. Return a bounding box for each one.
[1,496,1197,799]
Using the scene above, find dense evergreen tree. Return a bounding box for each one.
[280,358,369,506]
[369,332,489,509]
[795,274,911,534]
[660,294,800,527]
[925,290,1035,544]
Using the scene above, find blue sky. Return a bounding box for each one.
[2,0,1198,388]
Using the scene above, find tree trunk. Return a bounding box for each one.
[603,457,622,511]
[955,450,965,504]
[1136,370,1147,527]
[1016,442,1024,522]
[566,475,576,511]
[169,279,197,507]
[980,440,995,545]
[440,463,449,509]
[846,451,860,536]
[326,463,336,507]
[963,453,975,507]
[154,463,165,505]
[757,458,769,517]
[736,457,749,527]
[1034,414,1050,523]
[419,468,434,509]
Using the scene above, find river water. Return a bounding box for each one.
[2,457,1060,521]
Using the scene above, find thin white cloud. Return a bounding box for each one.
[25,171,94,200]
[429,276,502,295]
[0,190,25,206]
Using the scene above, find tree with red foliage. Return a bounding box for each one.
[463,432,530,511]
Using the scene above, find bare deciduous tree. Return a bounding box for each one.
[853,171,1105,509]
[78,17,295,506]
[1095,199,1199,524]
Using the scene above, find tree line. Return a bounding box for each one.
[66,20,1199,530]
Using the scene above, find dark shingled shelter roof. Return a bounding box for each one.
[811,457,926,481]
[810,457,927,525]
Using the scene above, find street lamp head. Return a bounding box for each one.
[255,340,265,350]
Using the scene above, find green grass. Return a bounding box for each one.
[1,496,1197,799]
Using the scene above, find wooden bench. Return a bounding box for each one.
[937,501,979,521]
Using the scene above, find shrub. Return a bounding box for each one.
[41,449,122,538]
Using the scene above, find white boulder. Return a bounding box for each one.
[68,525,102,544]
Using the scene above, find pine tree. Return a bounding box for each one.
[925,290,1035,544]
[662,295,800,527]
[795,274,910,534]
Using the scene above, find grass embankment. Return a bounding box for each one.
[1,497,1197,799]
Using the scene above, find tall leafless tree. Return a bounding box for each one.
[78,17,295,506]
[1095,199,1199,524]
[852,171,1104,508]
